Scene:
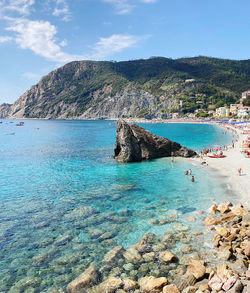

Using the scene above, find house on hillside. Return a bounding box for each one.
[238,106,250,118]
[240,90,250,103]
[216,107,230,118]
[230,104,241,116]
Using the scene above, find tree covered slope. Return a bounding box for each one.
[1,56,250,119]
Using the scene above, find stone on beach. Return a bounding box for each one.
[207,204,218,214]
[186,260,206,279]
[203,216,220,226]
[162,284,180,293]
[244,241,250,257]
[217,201,232,213]
[174,274,196,291]
[222,276,238,291]
[208,275,223,291]
[138,276,168,292]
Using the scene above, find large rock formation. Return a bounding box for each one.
[114,120,197,162]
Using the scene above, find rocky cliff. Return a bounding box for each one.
[114,120,197,162]
[0,103,12,118]
[1,57,250,119]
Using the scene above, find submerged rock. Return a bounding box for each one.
[66,266,98,293]
[114,120,197,162]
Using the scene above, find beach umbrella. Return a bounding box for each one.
[213,146,222,151]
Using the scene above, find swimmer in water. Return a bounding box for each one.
[185,170,188,175]
[189,169,192,175]
[191,176,195,182]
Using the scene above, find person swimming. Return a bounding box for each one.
[185,170,188,175]
[191,176,195,182]
[189,169,192,175]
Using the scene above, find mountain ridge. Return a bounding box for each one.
[1,56,250,119]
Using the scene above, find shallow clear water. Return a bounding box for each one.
[0,120,236,292]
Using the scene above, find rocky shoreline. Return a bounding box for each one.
[64,202,250,293]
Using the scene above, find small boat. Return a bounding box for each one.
[5,132,15,135]
[16,122,24,126]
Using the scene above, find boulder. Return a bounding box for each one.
[208,275,223,291]
[231,205,248,217]
[162,284,180,293]
[123,278,138,291]
[88,277,123,293]
[244,241,250,257]
[65,206,97,221]
[222,276,238,291]
[174,274,196,291]
[66,266,98,293]
[217,201,232,213]
[186,260,206,279]
[216,227,230,237]
[182,286,197,293]
[123,247,142,264]
[217,263,232,283]
[203,217,220,226]
[102,246,124,264]
[246,269,250,280]
[138,276,168,292]
[207,204,218,214]
[114,120,197,162]
[227,280,243,293]
[159,250,177,263]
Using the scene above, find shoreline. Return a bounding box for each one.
[191,123,250,209]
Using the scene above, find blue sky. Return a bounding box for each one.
[0,0,250,104]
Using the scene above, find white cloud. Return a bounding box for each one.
[6,18,80,63]
[91,34,140,60]
[52,0,71,21]
[4,17,143,63]
[0,35,12,43]
[101,0,135,14]
[0,0,35,16]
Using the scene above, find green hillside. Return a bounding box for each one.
[2,56,250,119]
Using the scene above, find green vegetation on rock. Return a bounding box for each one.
[1,56,250,119]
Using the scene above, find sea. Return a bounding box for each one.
[0,120,237,292]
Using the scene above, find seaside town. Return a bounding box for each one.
[170,90,250,121]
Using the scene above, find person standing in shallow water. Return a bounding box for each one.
[191,176,195,182]
[189,169,192,175]
[185,170,188,175]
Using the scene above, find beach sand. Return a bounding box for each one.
[195,124,250,208]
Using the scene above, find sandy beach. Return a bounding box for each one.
[194,123,250,208]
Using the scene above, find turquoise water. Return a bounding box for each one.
[0,120,236,292]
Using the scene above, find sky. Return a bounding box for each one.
[0,0,250,104]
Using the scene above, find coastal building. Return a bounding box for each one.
[215,107,230,118]
[240,90,250,103]
[172,112,179,119]
[230,104,241,115]
[238,106,250,118]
